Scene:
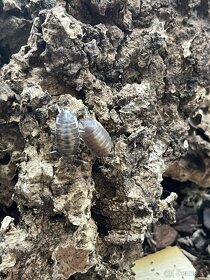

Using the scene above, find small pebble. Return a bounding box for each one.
[154,224,177,249]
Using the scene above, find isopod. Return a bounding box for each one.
[79,118,113,157]
[56,108,80,157]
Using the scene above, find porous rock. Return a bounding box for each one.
[0,0,56,67]
[0,0,209,279]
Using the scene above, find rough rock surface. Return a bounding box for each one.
[0,0,56,67]
[0,0,209,279]
[165,96,210,187]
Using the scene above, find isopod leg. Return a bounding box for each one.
[57,104,63,113]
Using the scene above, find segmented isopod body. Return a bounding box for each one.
[56,109,79,156]
[79,118,113,157]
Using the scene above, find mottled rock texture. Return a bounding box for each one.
[0,0,209,279]
[0,0,56,67]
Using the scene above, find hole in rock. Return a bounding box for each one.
[161,177,192,204]
[69,276,76,280]
[49,213,65,222]
[0,43,11,66]
[11,169,19,185]
[75,89,86,101]
[91,207,111,236]
[0,272,7,278]
[183,153,205,172]
[0,202,21,225]
[92,159,103,173]
[196,128,210,142]
[189,113,202,126]
[0,153,11,165]
[197,0,209,17]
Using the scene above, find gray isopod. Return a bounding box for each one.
[79,118,113,157]
[56,109,80,156]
